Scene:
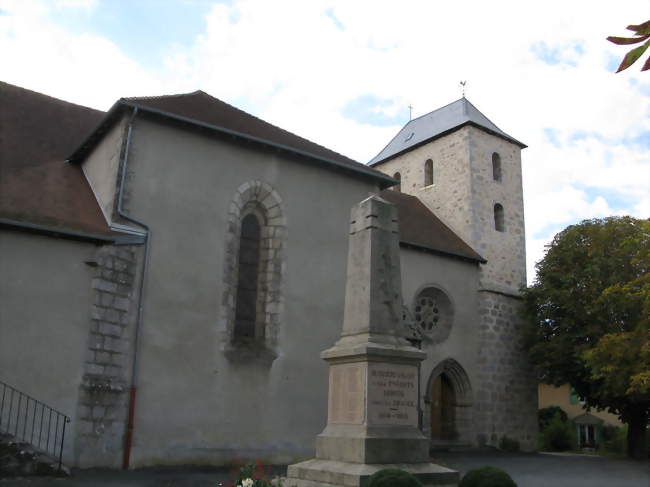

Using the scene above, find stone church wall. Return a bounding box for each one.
[399,247,481,446]
[374,121,534,450]
[370,127,473,246]
[475,291,537,451]
[467,127,526,293]
[75,244,142,468]
[373,126,526,295]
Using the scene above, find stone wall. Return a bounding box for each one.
[467,127,526,293]
[75,244,140,468]
[374,123,534,450]
[372,127,473,247]
[373,126,526,295]
[474,291,537,451]
[219,180,287,360]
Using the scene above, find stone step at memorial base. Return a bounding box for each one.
[285,458,459,487]
[429,440,474,452]
[0,433,70,478]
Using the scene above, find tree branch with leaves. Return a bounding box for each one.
[607,20,650,73]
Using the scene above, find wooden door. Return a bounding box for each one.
[430,374,455,440]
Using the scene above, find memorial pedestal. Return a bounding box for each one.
[285,344,459,486]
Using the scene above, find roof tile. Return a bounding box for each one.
[0,82,116,236]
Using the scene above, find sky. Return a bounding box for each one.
[1,0,648,283]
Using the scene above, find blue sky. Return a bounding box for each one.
[49,1,215,69]
[0,0,648,282]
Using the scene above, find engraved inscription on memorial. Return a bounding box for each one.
[328,363,366,424]
[367,363,418,426]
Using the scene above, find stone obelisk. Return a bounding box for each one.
[286,195,458,487]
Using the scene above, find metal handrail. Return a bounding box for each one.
[0,380,71,473]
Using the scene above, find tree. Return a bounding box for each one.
[522,217,650,459]
[607,20,650,73]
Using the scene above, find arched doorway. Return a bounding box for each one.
[425,359,473,445]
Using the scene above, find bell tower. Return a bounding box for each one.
[370,98,538,451]
[368,97,527,294]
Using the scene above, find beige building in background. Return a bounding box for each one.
[539,384,622,426]
[538,384,622,449]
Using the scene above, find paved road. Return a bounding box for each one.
[433,451,649,487]
[0,452,648,487]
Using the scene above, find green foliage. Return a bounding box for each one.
[607,20,650,72]
[497,435,520,452]
[583,328,650,397]
[522,217,650,458]
[367,468,423,487]
[539,412,575,452]
[601,425,627,455]
[459,466,517,487]
[601,425,650,457]
[538,406,568,430]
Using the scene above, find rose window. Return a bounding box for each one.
[415,296,440,332]
[412,287,453,344]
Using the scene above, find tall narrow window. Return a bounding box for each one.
[494,203,505,232]
[424,159,433,186]
[492,152,502,182]
[221,180,286,361]
[233,212,262,342]
[393,172,401,192]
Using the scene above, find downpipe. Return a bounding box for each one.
[114,107,150,470]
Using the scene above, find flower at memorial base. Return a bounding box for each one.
[232,461,279,487]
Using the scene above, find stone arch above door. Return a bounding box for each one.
[423,358,473,445]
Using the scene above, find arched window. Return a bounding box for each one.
[220,180,286,360]
[492,152,502,182]
[233,212,263,343]
[393,172,401,192]
[494,203,505,232]
[424,159,433,186]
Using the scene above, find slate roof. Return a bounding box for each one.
[69,90,395,187]
[369,98,526,166]
[0,81,123,239]
[379,189,485,263]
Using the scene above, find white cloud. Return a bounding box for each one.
[53,0,97,10]
[0,0,163,109]
[1,0,648,284]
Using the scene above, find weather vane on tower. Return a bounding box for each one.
[459,80,467,98]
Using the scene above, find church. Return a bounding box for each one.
[0,81,537,469]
